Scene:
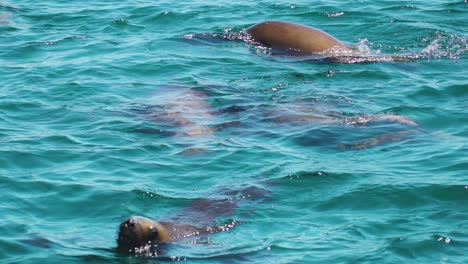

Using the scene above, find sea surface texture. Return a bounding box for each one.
[1,0,467,263]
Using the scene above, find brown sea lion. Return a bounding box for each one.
[117,216,238,254]
[117,187,271,256]
[246,21,352,55]
[245,21,419,63]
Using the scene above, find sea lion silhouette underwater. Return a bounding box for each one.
[132,86,241,145]
[185,20,421,63]
[131,86,418,150]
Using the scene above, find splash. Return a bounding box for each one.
[332,32,467,63]
[355,38,375,54]
[326,12,344,17]
[421,31,467,60]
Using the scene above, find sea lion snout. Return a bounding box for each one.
[119,217,140,239]
[117,216,153,250]
[121,217,136,230]
[117,216,171,251]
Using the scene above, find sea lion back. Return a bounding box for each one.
[247,21,350,53]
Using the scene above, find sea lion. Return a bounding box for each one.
[258,101,418,149]
[117,216,171,250]
[117,215,238,254]
[117,187,271,256]
[246,21,352,55]
[135,86,240,138]
[149,88,215,137]
[182,21,419,63]
[243,21,420,63]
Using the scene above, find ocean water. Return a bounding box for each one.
[0,0,467,263]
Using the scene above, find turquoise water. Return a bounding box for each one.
[1,0,467,263]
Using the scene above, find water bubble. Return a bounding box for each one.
[327,12,344,17]
[437,236,451,243]
[183,34,194,39]
[441,256,449,264]
[112,18,126,24]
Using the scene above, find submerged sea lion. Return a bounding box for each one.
[134,86,417,150]
[136,86,240,139]
[259,102,419,149]
[148,88,215,137]
[247,20,351,55]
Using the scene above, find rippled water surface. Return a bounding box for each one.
[1,0,467,263]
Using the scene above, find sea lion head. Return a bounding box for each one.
[117,216,171,252]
